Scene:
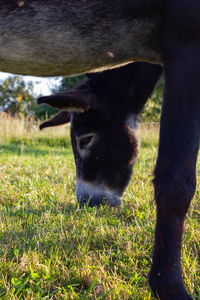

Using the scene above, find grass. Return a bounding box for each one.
[0,115,200,299]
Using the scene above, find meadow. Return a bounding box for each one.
[0,114,200,299]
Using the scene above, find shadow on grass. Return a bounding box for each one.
[0,200,83,258]
[1,198,77,218]
[0,143,71,157]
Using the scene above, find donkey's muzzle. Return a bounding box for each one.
[76,180,122,208]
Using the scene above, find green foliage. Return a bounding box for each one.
[0,123,199,299]
[34,104,59,120]
[53,75,86,93]
[140,79,164,122]
[0,76,35,116]
[0,72,163,121]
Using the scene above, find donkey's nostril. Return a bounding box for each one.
[100,197,107,205]
[79,198,88,208]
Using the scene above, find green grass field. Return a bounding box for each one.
[0,115,200,299]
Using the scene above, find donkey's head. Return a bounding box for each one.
[38,62,163,207]
[38,69,141,207]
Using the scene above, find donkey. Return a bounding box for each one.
[38,62,163,207]
[1,1,200,299]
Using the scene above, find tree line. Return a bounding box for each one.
[0,74,163,122]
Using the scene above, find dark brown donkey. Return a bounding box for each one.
[1,1,200,299]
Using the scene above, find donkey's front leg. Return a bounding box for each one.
[148,46,200,300]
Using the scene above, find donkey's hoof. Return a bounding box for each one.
[151,288,192,300]
[148,276,192,300]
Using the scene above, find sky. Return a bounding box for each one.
[0,71,62,96]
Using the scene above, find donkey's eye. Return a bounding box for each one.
[76,133,97,155]
[79,135,93,150]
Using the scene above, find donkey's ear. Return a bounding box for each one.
[37,90,96,112]
[39,111,71,131]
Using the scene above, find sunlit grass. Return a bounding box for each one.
[0,116,199,299]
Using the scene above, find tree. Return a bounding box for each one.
[0,76,35,116]
[52,75,85,93]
